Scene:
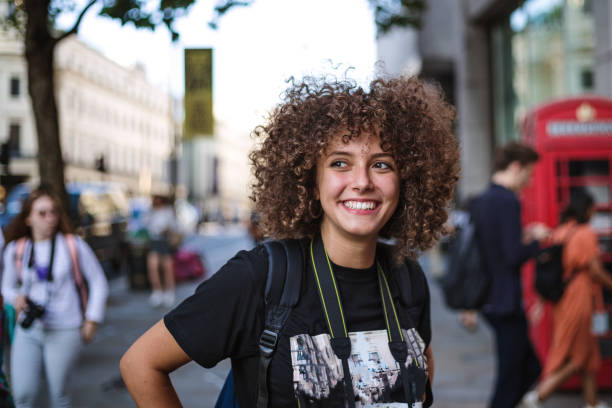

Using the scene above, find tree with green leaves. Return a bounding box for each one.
[1,0,424,214]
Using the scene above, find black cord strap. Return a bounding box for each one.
[310,235,355,407]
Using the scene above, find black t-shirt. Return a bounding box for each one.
[164,243,432,407]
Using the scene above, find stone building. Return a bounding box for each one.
[0,25,175,195]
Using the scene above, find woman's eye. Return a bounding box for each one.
[373,161,393,170]
[330,160,347,168]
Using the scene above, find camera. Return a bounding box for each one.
[19,298,45,329]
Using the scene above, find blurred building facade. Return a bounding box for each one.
[0,25,175,195]
[378,0,610,200]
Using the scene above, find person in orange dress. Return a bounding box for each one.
[522,192,612,408]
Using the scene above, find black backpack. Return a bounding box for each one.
[440,215,490,310]
[534,228,579,302]
[214,239,304,408]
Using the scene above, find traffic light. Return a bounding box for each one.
[95,154,106,173]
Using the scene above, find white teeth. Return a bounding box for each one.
[344,201,376,210]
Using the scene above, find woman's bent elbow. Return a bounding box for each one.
[119,348,139,386]
[120,346,158,389]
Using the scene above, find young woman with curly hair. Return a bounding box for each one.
[121,75,460,407]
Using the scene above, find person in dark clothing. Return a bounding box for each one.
[470,142,550,408]
[119,75,460,407]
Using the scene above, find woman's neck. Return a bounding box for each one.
[320,224,377,269]
[31,231,53,242]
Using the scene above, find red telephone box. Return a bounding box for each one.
[521,96,612,388]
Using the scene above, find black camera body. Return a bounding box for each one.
[19,298,45,329]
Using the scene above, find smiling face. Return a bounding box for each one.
[315,133,400,244]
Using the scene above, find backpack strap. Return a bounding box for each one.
[14,237,28,285]
[65,234,88,317]
[256,239,303,408]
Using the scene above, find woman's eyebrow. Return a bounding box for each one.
[327,151,352,157]
[326,151,394,159]
[371,152,394,159]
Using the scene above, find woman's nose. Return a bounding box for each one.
[352,165,373,191]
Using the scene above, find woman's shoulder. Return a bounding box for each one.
[554,222,596,243]
[238,244,268,270]
[575,223,596,236]
[383,254,429,307]
[400,258,427,286]
[200,244,269,289]
[570,223,598,247]
[3,239,17,255]
[56,232,85,247]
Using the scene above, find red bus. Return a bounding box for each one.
[521,96,612,388]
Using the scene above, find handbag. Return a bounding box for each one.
[593,287,609,335]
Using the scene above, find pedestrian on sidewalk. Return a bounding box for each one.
[522,192,612,408]
[145,194,179,308]
[120,75,460,407]
[1,185,109,408]
[469,142,551,408]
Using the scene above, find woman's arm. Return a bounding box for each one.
[1,242,23,309]
[120,320,192,407]
[425,345,434,384]
[589,258,612,289]
[75,237,109,323]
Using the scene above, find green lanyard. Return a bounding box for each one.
[309,234,423,406]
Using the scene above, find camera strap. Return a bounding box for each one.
[27,233,57,282]
[21,234,57,306]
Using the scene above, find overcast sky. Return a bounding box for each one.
[56,0,378,127]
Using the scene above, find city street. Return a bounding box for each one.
[56,225,610,407]
[2,1,611,407]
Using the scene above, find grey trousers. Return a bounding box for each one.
[11,322,82,408]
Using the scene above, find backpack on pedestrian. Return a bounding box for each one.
[440,215,490,310]
[534,227,578,302]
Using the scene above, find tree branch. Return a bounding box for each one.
[55,0,98,44]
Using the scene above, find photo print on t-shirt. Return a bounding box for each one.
[290,328,427,407]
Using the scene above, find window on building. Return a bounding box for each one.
[6,2,15,18]
[8,122,20,157]
[491,0,595,144]
[581,69,594,89]
[9,77,20,97]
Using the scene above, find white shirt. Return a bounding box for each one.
[145,206,177,239]
[1,233,109,329]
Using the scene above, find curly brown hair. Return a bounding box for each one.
[249,75,460,261]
